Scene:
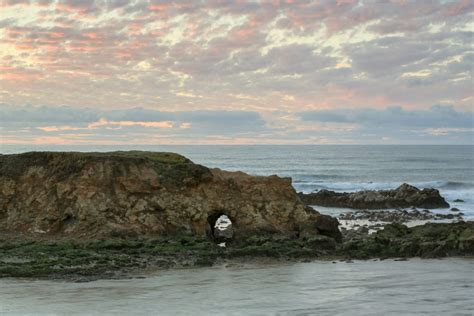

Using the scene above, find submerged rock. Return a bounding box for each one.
[340,221,474,259]
[299,183,450,209]
[338,209,463,223]
[0,151,340,242]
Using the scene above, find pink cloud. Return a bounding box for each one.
[37,125,86,132]
[443,0,474,17]
[82,32,100,40]
[1,0,472,142]
[147,4,170,12]
[88,118,174,129]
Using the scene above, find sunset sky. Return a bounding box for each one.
[1,0,473,145]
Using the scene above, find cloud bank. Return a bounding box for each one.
[0,1,473,144]
[1,104,472,145]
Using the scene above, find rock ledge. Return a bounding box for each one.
[299,183,450,209]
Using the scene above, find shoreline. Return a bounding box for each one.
[4,256,474,284]
[1,220,473,282]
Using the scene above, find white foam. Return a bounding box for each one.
[215,215,232,230]
[296,180,474,220]
[294,180,474,193]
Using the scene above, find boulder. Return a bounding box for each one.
[299,183,449,209]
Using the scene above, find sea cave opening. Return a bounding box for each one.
[207,212,234,243]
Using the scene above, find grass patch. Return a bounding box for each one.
[0,151,192,179]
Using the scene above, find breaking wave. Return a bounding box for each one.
[293,180,474,193]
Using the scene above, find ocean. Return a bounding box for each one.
[1,145,473,315]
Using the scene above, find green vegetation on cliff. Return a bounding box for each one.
[0,151,191,179]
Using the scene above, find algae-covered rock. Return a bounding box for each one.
[340,221,474,259]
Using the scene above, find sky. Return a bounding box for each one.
[0,0,473,145]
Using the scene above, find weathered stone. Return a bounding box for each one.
[0,151,340,241]
[299,183,450,209]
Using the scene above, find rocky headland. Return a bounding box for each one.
[0,151,340,240]
[0,151,339,280]
[0,151,472,281]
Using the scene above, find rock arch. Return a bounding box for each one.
[207,211,234,241]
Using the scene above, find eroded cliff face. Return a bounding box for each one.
[0,151,340,241]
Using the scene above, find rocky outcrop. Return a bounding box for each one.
[340,221,474,258]
[0,151,340,241]
[298,183,450,209]
[338,209,463,223]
